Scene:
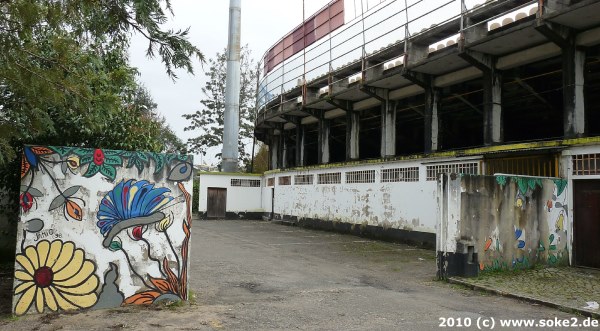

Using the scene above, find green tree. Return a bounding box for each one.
[0,0,198,225]
[183,45,258,168]
[252,143,269,174]
[0,0,203,166]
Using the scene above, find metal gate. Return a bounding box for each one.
[207,187,227,218]
[484,153,559,177]
[574,180,600,268]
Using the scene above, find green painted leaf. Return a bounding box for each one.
[165,154,177,163]
[63,186,81,198]
[103,155,123,166]
[153,154,166,174]
[549,234,555,243]
[100,165,117,181]
[137,152,149,162]
[516,178,528,195]
[48,195,66,211]
[109,241,122,252]
[177,154,190,162]
[73,148,92,156]
[134,159,144,173]
[549,245,557,251]
[495,175,507,187]
[80,154,93,165]
[49,146,73,157]
[103,149,123,156]
[554,179,567,197]
[84,164,101,178]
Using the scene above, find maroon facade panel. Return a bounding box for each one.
[263,0,345,75]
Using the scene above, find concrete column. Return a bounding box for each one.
[346,111,360,161]
[459,50,503,146]
[270,136,279,170]
[380,99,397,158]
[277,133,284,169]
[563,45,586,138]
[300,126,306,166]
[295,123,303,167]
[281,132,288,169]
[483,68,503,145]
[425,86,441,153]
[535,23,586,138]
[318,113,330,164]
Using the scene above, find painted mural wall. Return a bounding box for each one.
[438,174,569,277]
[14,145,193,316]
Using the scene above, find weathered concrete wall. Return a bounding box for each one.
[438,174,569,278]
[261,157,475,246]
[13,146,193,315]
[198,173,263,219]
[268,167,437,233]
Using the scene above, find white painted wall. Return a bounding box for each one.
[262,157,481,233]
[198,174,263,213]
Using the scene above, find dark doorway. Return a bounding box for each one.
[574,180,600,268]
[271,188,275,220]
[207,187,227,218]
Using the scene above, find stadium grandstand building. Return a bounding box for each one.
[200,0,600,273]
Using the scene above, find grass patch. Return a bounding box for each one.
[1,314,18,322]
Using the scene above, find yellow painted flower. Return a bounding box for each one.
[155,216,173,232]
[516,197,524,208]
[13,240,99,315]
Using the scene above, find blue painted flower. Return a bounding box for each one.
[97,180,173,237]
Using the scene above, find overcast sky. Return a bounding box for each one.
[128,0,515,165]
[129,0,332,165]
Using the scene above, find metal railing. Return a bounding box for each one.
[255,0,539,120]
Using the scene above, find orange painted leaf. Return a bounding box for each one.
[484,238,492,251]
[31,147,54,155]
[162,258,180,295]
[150,277,174,294]
[124,290,161,305]
[66,200,83,221]
[20,156,30,179]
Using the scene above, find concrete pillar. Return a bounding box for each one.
[459,50,503,146]
[380,99,397,158]
[563,45,586,138]
[300,126,306,167]
[318,113,330,164]
[483,67,503,145]
[536,22,586,138]
[346,111,360,161]
[277,133,284,169]
[281,132,288,169]
[270,136,279,170]
[425,86,441,153]
[295,123,303,167]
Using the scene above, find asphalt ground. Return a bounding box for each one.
[0,219,590,330]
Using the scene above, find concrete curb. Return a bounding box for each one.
[449,277,600,319]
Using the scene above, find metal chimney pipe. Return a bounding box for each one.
[222,0,242,172]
